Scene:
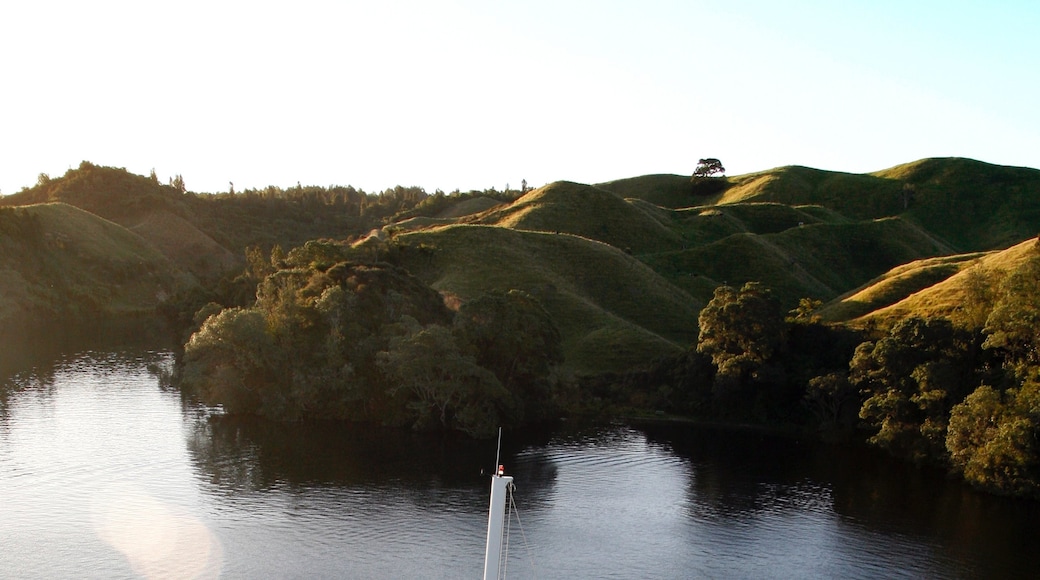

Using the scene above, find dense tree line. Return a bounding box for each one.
[178,243,563,438]
[626,245,1040,498]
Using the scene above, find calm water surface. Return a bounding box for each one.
[2,337,1039,579]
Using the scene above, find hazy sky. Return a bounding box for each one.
[2,0,1038,195]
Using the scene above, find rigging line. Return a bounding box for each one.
[507,482,539,579]
[503,482,512,579]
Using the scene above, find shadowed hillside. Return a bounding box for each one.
[0,162,379,280]
[877,157,1040,251]
[2,162,237,278]
[633,213,953,308]
[0,203,195,335]
[595,174,703,208]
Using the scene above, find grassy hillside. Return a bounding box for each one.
[876,157,1040,251]
[436,196,503,218]
[840,237,1040,326]
[476,181,683,254]
[817,253,985,323]
[2,162,238,279]
[594,174,702,208]
[366,224,702,374]
[0,203,195,334]
[1,162,375,279]
[719,166,905,219]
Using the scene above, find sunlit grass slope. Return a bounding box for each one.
[846,238,1040,326]
[0,203,194,332]
[817,253,985,323]
[476,181,683,254]
[375,224,702,374]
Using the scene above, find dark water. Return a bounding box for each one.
[2,335,1039,579]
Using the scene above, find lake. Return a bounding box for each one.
[2,329,1038,579]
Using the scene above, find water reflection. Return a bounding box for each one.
[1,342,215,579]
[189,416,511,491]
[639,421,1040,579]
[1,319,171,377]
[5,340,1040,579]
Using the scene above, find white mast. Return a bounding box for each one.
[482,466,513,580]
[483,428,513,580]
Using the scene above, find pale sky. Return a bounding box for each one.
[2,0,1038,195]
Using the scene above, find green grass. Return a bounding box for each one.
[436,196,503,218]
[642,215,957,309]
[720,166,905,219]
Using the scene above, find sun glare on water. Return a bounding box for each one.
[91,483,222,579]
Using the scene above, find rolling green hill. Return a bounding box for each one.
[0,161,375,280]
[361,224,702,374]
[474,181,683,254]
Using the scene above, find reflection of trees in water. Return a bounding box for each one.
[641,422,827,520]
[0,319,172,380]
[0,320,174,420]
[639,421,1040,577]
[187,416,565,511]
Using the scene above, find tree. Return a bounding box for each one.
[946,379,1040,497]
[961,262,999,330]
[983,251,1040,372]
[378,323,511,437]
[181,307,278,416]
[804,372,856,429]
[453,290,563,421]
[697,282,786,401]
[693,158,725,178]
[852,317,975,462]
[170,174,186,193]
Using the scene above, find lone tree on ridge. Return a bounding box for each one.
[693,158,726,178]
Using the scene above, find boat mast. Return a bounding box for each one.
[483,429,513,580]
